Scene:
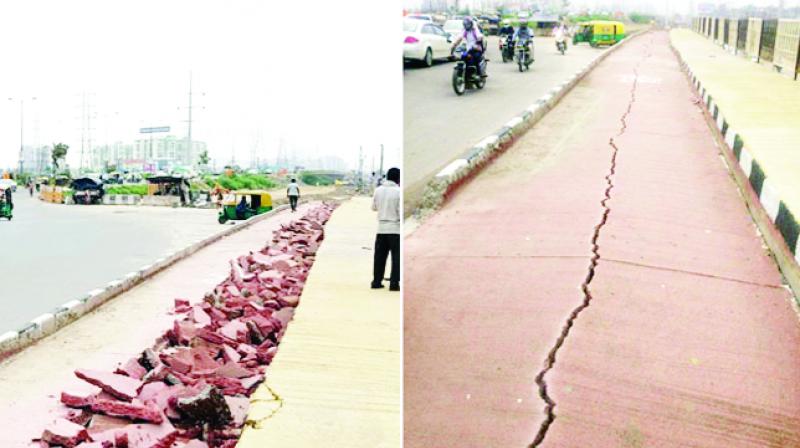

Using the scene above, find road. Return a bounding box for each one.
[404,31,800,447]
[403,35,604,212]
[0,194,222,332]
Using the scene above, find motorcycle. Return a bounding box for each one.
[499,34,515,63]
[556,39,567,55]
[452,44,487,96]
[515,38,532,72]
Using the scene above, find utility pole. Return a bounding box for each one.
[379,144,384,180]
[187,72,193,166]
[180,71,205,167]
[18,99,23,174]
[358,146,364,193]
[9,97,37,175]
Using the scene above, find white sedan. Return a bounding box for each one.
[0,179,17,192]
[404,19,453,67]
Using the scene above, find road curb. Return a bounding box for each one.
[416,29,649,218]
[0,204,292,359]
[671,39,800,300]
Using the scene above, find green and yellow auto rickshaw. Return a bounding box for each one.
[0,185,13,220]
[218,190,273,224]
[573,21,626,47]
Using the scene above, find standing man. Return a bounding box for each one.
[287,178,300,212]
[371,167,400,291]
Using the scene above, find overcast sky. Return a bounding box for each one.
[0,0,402,172]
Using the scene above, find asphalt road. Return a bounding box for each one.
[404,35,606,212]
[0,193,222,332]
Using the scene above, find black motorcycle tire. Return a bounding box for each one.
[452,69,466,96]
[518,53,524,72]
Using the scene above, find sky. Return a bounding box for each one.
[0,0,402,172]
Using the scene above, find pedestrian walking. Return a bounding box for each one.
[371,167,400,291]
[287,178,300,212]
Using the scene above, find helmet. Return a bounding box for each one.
[502,19,510,26]
[463,18,473,30]
[519,17,529,27]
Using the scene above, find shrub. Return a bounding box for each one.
[105,184,148,196]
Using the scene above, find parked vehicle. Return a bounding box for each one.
[516,37,533,71]
[0,185,12,220]
[70,177,105,205]
[404,18,453,67]
[218,190,273,224]
[452,44,487,95]
[573,21,626,47]
[0,179,17,192]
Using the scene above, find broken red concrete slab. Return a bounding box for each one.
[75,370,143,402]
[61,382,103,408]
[41,418,92,447]
[31,204,338,448]
[90,398,163,423]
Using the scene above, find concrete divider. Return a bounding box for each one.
[671,44,800,300]
[416,29,649,218]
[0,203,292,359]
[102,194,142,205]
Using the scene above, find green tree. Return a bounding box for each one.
[51,143,68,172]
[198,150,210,166]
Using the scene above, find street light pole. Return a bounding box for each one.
[9,97,36,175]
[19,99,24,175]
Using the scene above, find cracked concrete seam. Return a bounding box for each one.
[529,36,656,448]
[244,382,285,430]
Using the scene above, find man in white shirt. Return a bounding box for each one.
[287,178,300,212]
[371,167,400,291]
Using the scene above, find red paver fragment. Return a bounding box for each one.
[35,205,337,447]
[75,370,143,401]
[90,398,163,423]
[41,418,92,447]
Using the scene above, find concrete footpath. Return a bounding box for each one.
[237,195,401,447]
[404,31,800,448]
[671,29,800,257]
[0,204,318,446]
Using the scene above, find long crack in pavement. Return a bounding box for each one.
[529,36,654,447]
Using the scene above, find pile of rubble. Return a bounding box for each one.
[34,204,337,448]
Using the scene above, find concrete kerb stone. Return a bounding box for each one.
[670,35,800,302]
[0,204,292,358]
[415,29,650,218]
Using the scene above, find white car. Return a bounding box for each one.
[443,19,464,40]
[404,19,453,67]
[0,179,17,192]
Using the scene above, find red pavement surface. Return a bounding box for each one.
[404,31,800,448]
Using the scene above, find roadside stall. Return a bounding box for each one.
[143,175,191,206]
[70,177,105,205]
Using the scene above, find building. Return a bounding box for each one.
[88,136,207,173]
[21,145,53,174]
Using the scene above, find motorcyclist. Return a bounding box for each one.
[498,19,514,37]
[513,17,534,61]
[450,17,487,78]
[554,22,568,46]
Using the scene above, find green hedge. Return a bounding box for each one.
[105,184,148,195]
[204,174,277,191]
